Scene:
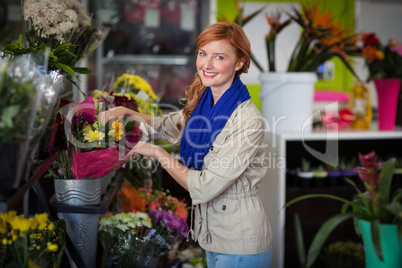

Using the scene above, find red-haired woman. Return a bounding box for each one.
[100,22,273,267]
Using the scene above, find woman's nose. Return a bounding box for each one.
[204,57,213,69]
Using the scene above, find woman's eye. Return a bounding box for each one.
[216,56,223,60]
[199,52,206,56]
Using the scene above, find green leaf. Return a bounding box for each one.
[242,6,266,26]
[384,201,402,220]
[57,63,76,77]
[284,193,356,209]
[392,189,402,203]
[1,105,20,127]
[345,177,362,195]
[293,214,306,267]
[73,67,92,75]
[17,35,23,47]
[370,220,383,261]
[378,158,396,205]
[306,213,354,267]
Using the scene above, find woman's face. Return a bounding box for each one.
[196,39,244,95]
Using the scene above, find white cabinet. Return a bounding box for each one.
[259,126,402,268]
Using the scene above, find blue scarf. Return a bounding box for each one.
[180,77,250,170]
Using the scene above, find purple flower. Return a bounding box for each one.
[149,209,164,224]
[72,112,97,132]
[149,209,189,238]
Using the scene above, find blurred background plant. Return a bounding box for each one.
[0,210,66,268]
[358,33,402,81]
[320,240,365,268]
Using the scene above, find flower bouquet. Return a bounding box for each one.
[2,0,110,93]
[98,211,167,267]
[357,33,402,130]
[148,209,189,248]
[117,180,189,221]
[93,72,163,117]
[49,94,141,180]
[0,55,63,198]
[359,33,402,81]
[0,211,66,268]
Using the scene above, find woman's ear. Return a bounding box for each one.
[235,59,244,71]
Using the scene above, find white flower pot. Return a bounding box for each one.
[259,72,317,133]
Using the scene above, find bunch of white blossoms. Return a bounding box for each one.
[99,212,153,236]
[22,0,90,46]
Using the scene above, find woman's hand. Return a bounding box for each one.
[127,141,161,160]
[98,106,127,125]
[98,106,151,126]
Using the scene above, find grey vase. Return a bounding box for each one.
[54,178,102,268]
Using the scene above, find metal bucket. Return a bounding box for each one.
[54,178,102,268]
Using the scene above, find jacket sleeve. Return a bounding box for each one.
[186,111,266,204]
[147,110,184,144]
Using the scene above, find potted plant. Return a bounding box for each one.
[286,151,402,268]
[297,157,313,179]
[358,33,402,130]
[257,4,363,132]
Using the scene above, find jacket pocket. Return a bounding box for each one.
[207,196,241,241]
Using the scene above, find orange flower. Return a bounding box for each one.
[362,46,380,62]
[174,207,188,221]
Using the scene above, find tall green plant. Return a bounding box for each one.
[286,152,402,262]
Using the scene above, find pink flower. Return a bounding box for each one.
[148,201,161,211]
[390,44,402,56]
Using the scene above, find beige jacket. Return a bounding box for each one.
[150,100,272,254]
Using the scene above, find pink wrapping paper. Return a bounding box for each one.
[72,146,127,179]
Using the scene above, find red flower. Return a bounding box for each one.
[357,151,383,204]
[110,92,139,112]
[363,33,380,47]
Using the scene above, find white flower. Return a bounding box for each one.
[23,0,80,45]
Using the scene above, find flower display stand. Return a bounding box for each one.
[31,170,122,268]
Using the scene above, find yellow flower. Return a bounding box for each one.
[34,213,49,230]
[0,210,17,223]
[2,238,7,245]
[10,215,31,233]
[83,129,105,143]
[47,242,59,252]
[111,120,124,142]
[0,222,7,234]
[113,74,157,99]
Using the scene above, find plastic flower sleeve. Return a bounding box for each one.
[0,54,63,195]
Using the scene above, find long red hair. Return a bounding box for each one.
[177,22,251,131]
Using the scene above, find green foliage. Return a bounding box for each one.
[368,46,402,80]
[2,35,91,96]
[0,61,35,142]
[320,241,365,268]
[286,153,402,264]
